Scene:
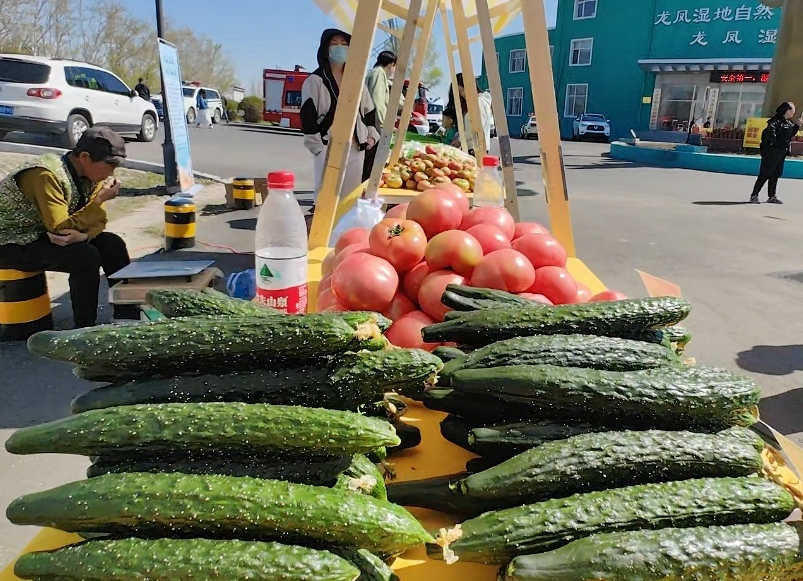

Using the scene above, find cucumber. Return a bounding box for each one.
[440,284,539,312]
[389,421,421,453]
[468,421,609,460]
[423,389,527,424]
[334,454,388,500]
[459,429,763,506]
[439,414,476,453]
[86,453,352,485]
[431,345,467,362]
[440,334,680,381]
[422,297,692,345]
[504,523,803,581]
[7,472,433,554]
[71,349,442,413]
[427,476,794,564]
[386,472,497,517]
[447,365,760,429]
[14,537,361,581]
[147,288,277,318]
[334,548,399,581]
[5,403,400,457]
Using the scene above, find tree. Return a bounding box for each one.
[374,18,444,90]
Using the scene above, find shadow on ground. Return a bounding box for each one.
[737,345,803,376]
[693,201,752,206]
[760,388,803,435]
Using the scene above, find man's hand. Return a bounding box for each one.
[94,178,122,205]
[367,136,377,149]
[48,229,89,246]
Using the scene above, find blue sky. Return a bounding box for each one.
[129,0,558,99]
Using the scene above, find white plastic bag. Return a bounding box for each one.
[328,197,386,248]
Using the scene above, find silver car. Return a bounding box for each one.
[520,114,538,139]
[572,113,611,142]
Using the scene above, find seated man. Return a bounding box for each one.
[0,127,130,328]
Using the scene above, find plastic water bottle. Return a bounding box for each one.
[472,155,505,207]
[254,171,308,313]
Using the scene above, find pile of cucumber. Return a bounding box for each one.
[7,290,445,581]
[392,287,800,580]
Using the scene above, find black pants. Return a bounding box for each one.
[751,151,786,199]
[0,232,130,327]
[362,145,378,183]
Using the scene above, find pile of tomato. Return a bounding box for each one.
[317,183,626,351]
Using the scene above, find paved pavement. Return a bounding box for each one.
[3,132,803,564]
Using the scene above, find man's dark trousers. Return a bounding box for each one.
[0,232,130,327]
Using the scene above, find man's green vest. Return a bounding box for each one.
[0,154,80,246]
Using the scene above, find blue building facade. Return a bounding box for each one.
[481,0,782,140]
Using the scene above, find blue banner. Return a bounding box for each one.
[158,39,196,195]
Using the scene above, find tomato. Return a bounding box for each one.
[321,301,350,313]
[590,290,629,302]
[513,222,551,240]
[470,249,536,293]
[518,292,554,305]
[331,253,399,311]
[418,270,467,322]
[432,183,470,218]
[460,207,516,240]
[385,203,408,219]
[527,266,578,305]
[382,292,417,321]
[321,250,336,277]
[406,189,464,239]
[466,224,511,254]
[511,234,568,269]
[385,311,441,351]
[575,283,592,303]
[317,286,341,311]
[425,230,484,277]
[333,244,372,270]
[334,228,370,255]
[369,218,427,272]
[402,262,431,304]
[317,275,333,296]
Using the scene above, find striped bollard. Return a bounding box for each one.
[164,197,196,251]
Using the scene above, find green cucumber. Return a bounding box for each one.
[428,476,794,564]
[431,345,467,362]
[8,472,433,554]
[390,421,421,453]
[423,389,527,424]
[147,288,277,318]
[334,454,388,500]
[439,414,476,453]
[504,523,803,581]
[440,285,539,312]
[422,297,692,346]
[468,421,608,460]
[71,349,441,413]
[386,472,497,517]
[6,403,399,457]
[334,548,399,581]
[14,538,361,581]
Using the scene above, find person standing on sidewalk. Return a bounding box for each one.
[134,78,151,101]
[750,102,803,204]
[0,127,130,328]
[196,89,213,129]
[362,50,397,182]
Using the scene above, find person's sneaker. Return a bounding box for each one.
[767,197,783,204]
[749,195,760,204]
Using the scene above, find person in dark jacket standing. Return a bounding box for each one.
[750,102,802,204]
[134,78,150,101]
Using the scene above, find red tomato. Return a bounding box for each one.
[321,301,350,312]
[518,292,554,305]
[317,286,341,310]
[369,218,427,272]
[575,283,592,303]
[432,183,470,218]
[385,310,441,351]
[384,203,408,219]
[318,275,333,296]
[418,270,467,322]
[470,249,536,293]
[528,266,578,305]
[334,228,370,255]
[513,222,551,240]
[333,244,372,270]
[590,290,629,302]
[406,190,464,239]
[332,253,399,311]
[460,207,516,240]
[402,262,431,304]
[512,234,568,269]
[382,292,417,321]
[466,224,512,254]
[425,230,484,277]
[321,250,336,277]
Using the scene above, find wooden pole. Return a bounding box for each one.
[451,0,487,160]
[440,3,468,152]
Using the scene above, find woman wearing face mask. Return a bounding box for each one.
[749,101,803,204]
[363,50,397,181]
[301,29,379,211]
[447,73,493,156]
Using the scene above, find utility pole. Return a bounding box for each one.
[156,0,179,192]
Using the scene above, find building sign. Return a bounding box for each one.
[710,71,770,83]
[654,3,778,45]
[743,117,767,148]
[705,87,720,121]
[649,88,662,130]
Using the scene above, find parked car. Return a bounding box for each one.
[427,99,443,134]
[572,113,611,142]
[0,54,158,147]
[520,114,538,139]
[150,95,164,120]
[182,84,224,125]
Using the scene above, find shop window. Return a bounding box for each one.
[506,87,524,116]
[285,90,302,107]
[574,0,597,19]
[715,86,766,129]
[569,38,593,66]
[656,85,696,130]
[509,49,526,73]
[564,83,588,117]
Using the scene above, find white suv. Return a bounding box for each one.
[182,85,225,125]
[0,54,158,147]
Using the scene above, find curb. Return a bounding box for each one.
[229,121,302,135]
[0,141,225,183]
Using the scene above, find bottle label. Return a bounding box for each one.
[255,253,308,314]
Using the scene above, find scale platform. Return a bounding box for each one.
[108,260,223,307]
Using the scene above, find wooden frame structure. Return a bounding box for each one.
[308,0,576,257]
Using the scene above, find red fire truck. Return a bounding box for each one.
[263,67,310,129]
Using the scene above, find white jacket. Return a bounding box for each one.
[462,91,493,153]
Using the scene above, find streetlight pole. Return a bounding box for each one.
[156,0,179,193]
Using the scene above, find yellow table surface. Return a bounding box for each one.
[0,254,607,581]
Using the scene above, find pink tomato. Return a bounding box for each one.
[369,218,428,272]
[470,249,536,293]
[321,250,336,277]
[406,190,464,239]
[590,290,629,302]
[513,222,551,240]
[575,283,592,303]
[425,230,484,277]
[334,228,370,255]
[333,244,372,270]
[385,310,441,351]
[432,183,470,218]
[460,207,516,240]
[527,266,578,305]
[518,292,554,305]
[382,292,417,321]
[331,253,399,311]
[384,203,408,219]
[402,262,431,305]
[418,270,467,322]
[466,224,512,254]
[317,286,341,311]
[512,234,568,269]
[317,274,333,296]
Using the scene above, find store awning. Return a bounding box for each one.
[637,58,772,73]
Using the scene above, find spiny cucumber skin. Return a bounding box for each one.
[5,403,400,457]
[468,421,607,460]
[460,429,763,504]
[334,454,388,500]
[6,472,434,555]
[14,538,361,581]
[504,523,803,581]
[430,477,794,564]
[335,548,399,581]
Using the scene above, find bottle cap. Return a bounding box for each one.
[482,156,499,167]
[267,171,295,189]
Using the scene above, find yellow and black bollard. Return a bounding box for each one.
[232,178,256,210]
[0,270,53,341]
[164,197,196,251]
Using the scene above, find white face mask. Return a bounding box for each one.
[328,45,349,64]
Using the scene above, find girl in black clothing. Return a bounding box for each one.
[750,101,803,204]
